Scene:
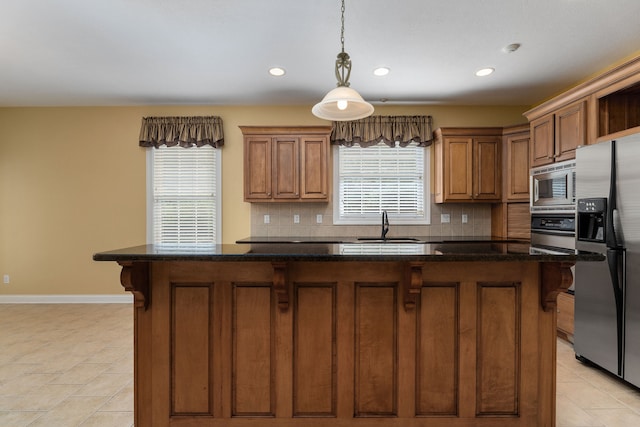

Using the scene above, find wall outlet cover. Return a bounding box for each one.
[441,214,451,223]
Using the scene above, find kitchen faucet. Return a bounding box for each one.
[381,210,389,240]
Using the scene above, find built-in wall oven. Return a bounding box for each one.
[530,160,577,291]
[530,159,576,214]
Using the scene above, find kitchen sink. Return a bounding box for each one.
[356,237,422,243]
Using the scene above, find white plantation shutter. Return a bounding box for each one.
[334,142,429,224]
[150,145,220,245]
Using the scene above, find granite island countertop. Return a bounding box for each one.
[94,240,604,263]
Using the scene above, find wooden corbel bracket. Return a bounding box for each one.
[118,261,150,310]
[541,261,575,312]
[272,262,290,310]
[404,262,423,310]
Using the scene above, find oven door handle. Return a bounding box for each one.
[531,229,575,236]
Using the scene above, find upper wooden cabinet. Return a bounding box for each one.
[525,55,640,147]
[503,124,530,202]
[529,100,586,167]
[434,128,502,203]
[241,126,331,202]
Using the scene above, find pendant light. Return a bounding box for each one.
[312,0,374,121]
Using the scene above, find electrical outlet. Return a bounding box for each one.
[3,274,9,284]
[293,214,300,224]
[263,214,270,224]
[441,214,451,223]
[462,214,468,224]
[316,214,323,224]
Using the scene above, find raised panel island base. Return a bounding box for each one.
[94,243,601,427]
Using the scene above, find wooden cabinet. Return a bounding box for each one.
[434,128,502,203]
[557,292,575,343]
[597,81,640,139]
[491,202,531,240]
[525,55,640,146]
[503,125,530,201]
[241,126,331,202]
[530,100,586,167]
[117,258,566,426]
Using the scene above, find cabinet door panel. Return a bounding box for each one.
[477,283,520,415]
[244,137,272,200]
[506,203,531,239]
[233,285,274,416]
[474,137,501,201]
[446,138,473,200]
[300,136,329,199]
[555,101,585,162]
[530,116,554,167]
[506,133,530,201]
[355,284,397,416]
[273,137,299,199]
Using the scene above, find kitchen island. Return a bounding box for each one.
[94,241,602,427]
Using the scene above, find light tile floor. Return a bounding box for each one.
[0,304,639,426]
[0,304,133,427]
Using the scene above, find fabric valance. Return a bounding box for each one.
[331,115,433,147]
[139,116,224,148]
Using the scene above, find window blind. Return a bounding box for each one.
[335,142,428,224]
[151,145,219,245]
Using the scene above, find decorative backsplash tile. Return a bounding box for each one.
[250,197,492,237]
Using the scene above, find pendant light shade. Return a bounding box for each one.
[312,0,374,121]
[312,86,374,121]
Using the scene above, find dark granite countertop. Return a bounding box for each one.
[94,241,604,263]
[235,235,524,244]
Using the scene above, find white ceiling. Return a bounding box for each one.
[2,0,640,107]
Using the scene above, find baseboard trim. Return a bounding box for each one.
[0,294,133,304]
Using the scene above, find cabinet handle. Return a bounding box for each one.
[267,193,271,196]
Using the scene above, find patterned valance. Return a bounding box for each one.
[331,115,433,147]
[139,116,224,148]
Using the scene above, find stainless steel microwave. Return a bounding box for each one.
[530,159,576,214]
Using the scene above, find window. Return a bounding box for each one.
[147,145,221,245]
[333,142,429,225]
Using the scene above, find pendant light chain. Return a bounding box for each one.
[335,0,351,87]
[340,0,345,53]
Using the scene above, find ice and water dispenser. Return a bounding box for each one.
[577,198,607,242]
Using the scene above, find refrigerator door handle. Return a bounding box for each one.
[606,140,620,248]
[607,248,625,376]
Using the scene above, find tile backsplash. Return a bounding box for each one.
[250,197,492,238]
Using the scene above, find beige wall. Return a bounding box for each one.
[0,104,528,295]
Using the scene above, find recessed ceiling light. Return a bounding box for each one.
[373,67,390,77]
[269,67,286,77]
[475,67,495,77]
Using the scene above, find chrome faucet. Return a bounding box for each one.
[381,210,390,240]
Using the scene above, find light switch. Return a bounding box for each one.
[441,214,450,223]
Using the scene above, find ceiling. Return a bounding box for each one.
[2,0,640,107]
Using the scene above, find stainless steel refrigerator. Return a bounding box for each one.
[574,133,640,388]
